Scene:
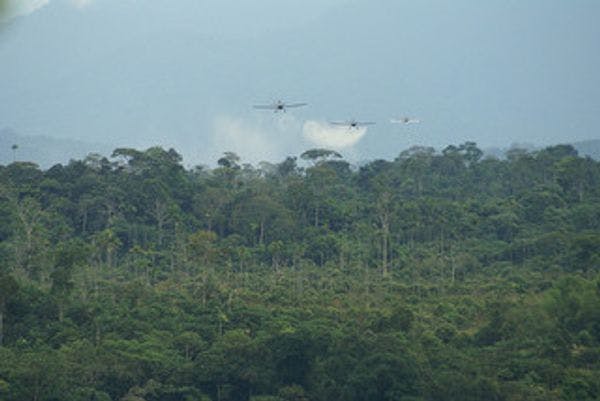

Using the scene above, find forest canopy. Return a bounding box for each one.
[0,143,599,401]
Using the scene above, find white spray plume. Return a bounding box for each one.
[3,0,94,19]
[5,0,49,18]
[210,115,298,164]
[70,0,93,8]
[303,120,367,149]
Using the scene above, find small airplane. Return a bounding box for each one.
[253,100,308,113]
[329,120,376,129]
[390,117,421,125]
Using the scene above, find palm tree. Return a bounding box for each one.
[11,144,18,162]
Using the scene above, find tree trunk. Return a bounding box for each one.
[382,227,388,277]
[202,271,207,307]
[450,245,455,285]
[364,263,371,309]
[259,220,265,245]
[377,192,392,278]
[0,308,4,346]
[379,213,390,277]
[81,207,88,234]
[95,322,101,346]
[154,199,167,247]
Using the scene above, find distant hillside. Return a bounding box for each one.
[483,143,537,159]
[0,128,114,168]
[573,139,600,160]
[484,139,600,160]
[4,129,599,168]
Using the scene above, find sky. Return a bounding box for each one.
[1,0,599,166]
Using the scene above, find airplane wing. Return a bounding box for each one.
[253,104,277,110]
[285,103,308,108]
[329,121,350,126]
[357,122,376,126]
[391,118,420,124]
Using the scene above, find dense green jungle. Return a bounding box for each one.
[1,142,599,401]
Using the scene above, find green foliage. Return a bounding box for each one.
[300,148,342,162]
[0,143,599,400]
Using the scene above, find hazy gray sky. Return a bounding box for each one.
[1,0,599,165]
